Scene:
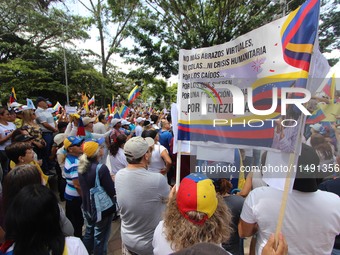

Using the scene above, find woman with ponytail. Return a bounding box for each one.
[106,134,128,180]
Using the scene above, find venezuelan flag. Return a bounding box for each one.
[88,96,95,106]
[322,74,336,103]
[53,101,62,112]
[119,105,130,119]
[127,85,140,104]
[305,108,326,124]
[281,0,320,71]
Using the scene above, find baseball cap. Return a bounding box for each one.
[124,136,154,159]
[82,137,105,158]
[54,133,66,146]
[111,118,122,127]
[143,120,154,127]
[121,119,131,126]
[310,123,322,132]
[13,134,35,142]
[176,173,218,225]
[35,97,48,105]
[82,117,96,126]
[64,136,84,150]
[136,117,146,123]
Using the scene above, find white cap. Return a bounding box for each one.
[124,137,154,159]
[121,120,131,126]
[53,133,66,146]
[136,117,146,123]
[111,118,122,127]
[82,117,96,126]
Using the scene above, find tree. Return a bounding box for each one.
[0,0,97,105]
[78,0,140,105]
[319,0,340,66]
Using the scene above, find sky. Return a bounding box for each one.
[55,0,339,86]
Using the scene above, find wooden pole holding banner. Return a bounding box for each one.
[274,113,305,246]
[175,140,182,191]
[274,152,295,247]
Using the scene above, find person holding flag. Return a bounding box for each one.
[34,97,58,175]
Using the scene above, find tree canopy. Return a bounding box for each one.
[0,0,338,108]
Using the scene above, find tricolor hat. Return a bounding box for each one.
[64,136,84,150]
[176,173,218,225]
[82,137,105,158]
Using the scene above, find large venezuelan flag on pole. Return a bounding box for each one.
[127,85,140,104]
[177,0,320,153]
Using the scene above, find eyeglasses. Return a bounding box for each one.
[70,143,82,148]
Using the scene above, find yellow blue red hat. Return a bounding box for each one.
[176,173,218,225]
[82,137,105,158]
[64,136,84,150]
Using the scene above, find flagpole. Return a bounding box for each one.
[62,23,69,106]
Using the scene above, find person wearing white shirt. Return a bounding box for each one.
[106,134,128,179]
[134,117,145,137]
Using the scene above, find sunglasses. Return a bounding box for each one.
[70,143,82,147]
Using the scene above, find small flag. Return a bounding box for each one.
[127,85,140,104]
[88,96,95,106]
[306,108,326,124]
[322,74,336,104]
[26,98,36,110]
[53,101,62,112]
[9,87,17,104]
[119,105,130,119]
[77,118,86,136]
[114,111,121,119]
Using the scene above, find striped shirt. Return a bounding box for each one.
[64,154,80,200]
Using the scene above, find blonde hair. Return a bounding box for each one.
[21,110,37,125]
[78,154,90,174]
[164,194,232,251]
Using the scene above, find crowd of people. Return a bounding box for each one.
[0,95,339,255]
